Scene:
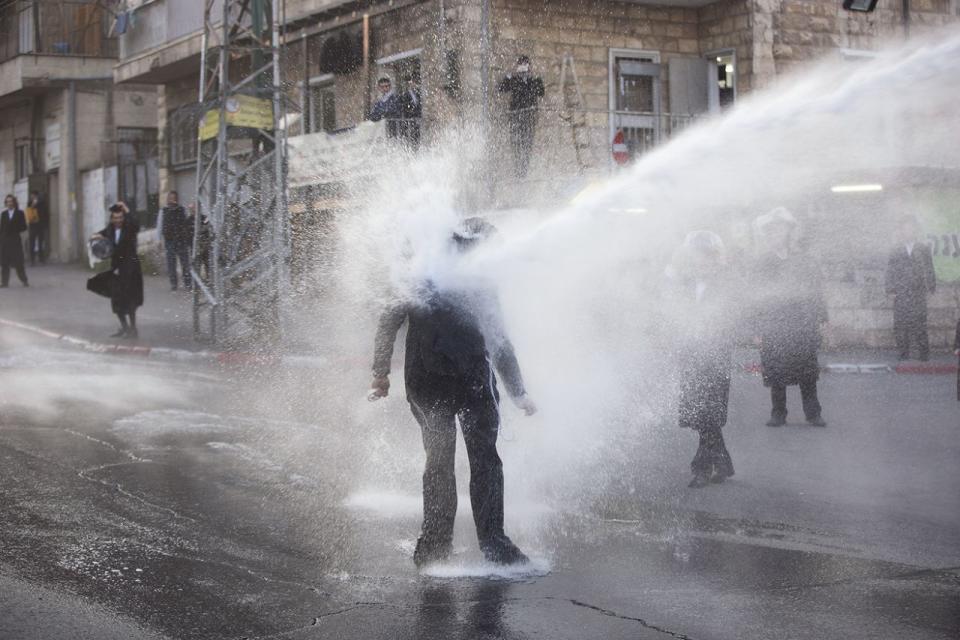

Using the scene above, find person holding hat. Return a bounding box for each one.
[885,215,936,361]
[498,55,545,178]
[666,231,739,487]
[1,194,28,287]
[89,202,143,338]
[368,217,537,568]
[370,75,402,138]
[751,207,828,428]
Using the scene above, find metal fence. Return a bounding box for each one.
[0,0,117,63]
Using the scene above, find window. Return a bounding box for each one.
[14,142,31,181]
[306,77,336,134]
[613,55,659,113]
[168,105,202,166]
[712,52,736,109]
[117,128,159,226]
[609,49,662,163]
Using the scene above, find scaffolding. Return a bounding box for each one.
[192,0,289,345]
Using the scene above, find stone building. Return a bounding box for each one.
[108,0,959,347]
[0,0,159,262]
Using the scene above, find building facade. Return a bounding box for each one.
[0,0,159,262]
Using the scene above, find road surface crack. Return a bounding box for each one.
[548,597,696,639]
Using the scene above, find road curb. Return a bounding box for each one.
[0,317,327,370]
[743,360,955,375]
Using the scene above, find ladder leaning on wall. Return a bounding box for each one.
[558,53,598,175]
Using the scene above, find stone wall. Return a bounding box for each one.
[698,0,754,92]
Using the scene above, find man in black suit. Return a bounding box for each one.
[497,55,545,178]
[885,216,936,361]
[1,194,28,287]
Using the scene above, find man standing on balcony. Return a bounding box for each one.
[157,190,192,291]
[885,215,936,361]
[498,55,545,179]
[370,75,402,139]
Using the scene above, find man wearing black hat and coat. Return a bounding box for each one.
[89,202,143,338]
[368,218,538,569]
[1,194,28,287]
[885,216,936,361]
[498,55,545,178]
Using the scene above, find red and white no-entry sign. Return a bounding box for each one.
[612,129,629,166]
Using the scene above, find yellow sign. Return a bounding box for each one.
[198,95,274,141]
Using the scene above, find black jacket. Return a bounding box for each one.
[885,243,935,300]
[497,74,545,112]
[99,217,144,313]
[0,209,27,267]
[161,204,191,245]
[373,284,526,400]
[752,252,827,387]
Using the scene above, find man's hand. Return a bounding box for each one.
[368,375,390,401]
[513,394,537,416]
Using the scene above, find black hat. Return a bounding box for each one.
[90,237,113,260]
[108,203,124,213]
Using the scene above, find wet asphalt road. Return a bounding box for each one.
[1,328,958,640]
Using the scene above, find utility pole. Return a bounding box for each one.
[192,0,290,346]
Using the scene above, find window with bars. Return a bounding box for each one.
[168,105,202,167]
[14,142,31,181]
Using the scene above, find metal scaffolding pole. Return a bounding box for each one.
[191,0,289,346]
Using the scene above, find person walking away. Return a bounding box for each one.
[369,76,402,139]
[157,191,192,291]
[25,191,46,265]
[497,55,545,178]
[368,217,538,568]
[90,203,143,338]
[885,215,936,361]
[666,231,738,488]
[954,317,959,401]
[751,207,828,428]
[1,195,28,287]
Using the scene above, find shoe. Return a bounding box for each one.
[22,282,28,287]
[806,416,827,427]
[766,416,786,427]
[481,535,529,566]
[413,537,452,568]
[0,284,7,288]
[711,460,735,483]
[124,327,139,340]
[918,354,930,362]
[170,285,178,291]
[688,471,711,488]
[898,353,910,361]
[110,328,128,338]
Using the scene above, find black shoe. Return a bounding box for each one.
[918,354,930,362]
[21,282,28,287]
[806,416,827,427]
[0,284,7,288]
[688,471,711,488]
[711,460,735,483]
[898,353,910,361]
[123,327,139,340]
[170,284,178,291]
[110,328,128,338]
[766,416,786,427]
[413,537,452,568]
[481,535,529,566]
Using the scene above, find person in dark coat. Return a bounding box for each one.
[497,55,545,178]
[667,231,738,488]
[369,76,402,138]
[954,318,959,401]
[885,215,936,361]
[91,202,144,338]
[158,190,192,291]
[1,194,28,287]
[751,208,828,428]
[26,191,47,265]
[396,74,422,149]
[368,218,538,569]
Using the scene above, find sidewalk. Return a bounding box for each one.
[0,263,956,374]
[0,262,199,352]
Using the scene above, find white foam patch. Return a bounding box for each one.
[205,441,283,471]
[343,490,434,518]
[112,410,239,436]
[420,557,551,580]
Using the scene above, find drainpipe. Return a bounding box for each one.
[480,0,490,123]
[902,0,910,38]
[68,80,80,261]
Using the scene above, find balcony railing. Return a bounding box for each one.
[1,0,117,64]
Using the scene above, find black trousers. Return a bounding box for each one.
[508,110,537,178]
[770,378,822,421]
[165,242,191,288]
[27,224,45,264]
[407,382,505,550]
[691,428,734,476]
[893,295,929,359]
